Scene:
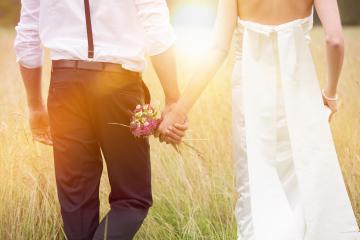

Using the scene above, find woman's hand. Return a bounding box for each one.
[322,89,338,122]
[158,110,188,145]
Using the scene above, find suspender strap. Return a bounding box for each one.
[84,0,94,58]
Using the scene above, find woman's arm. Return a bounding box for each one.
[158,0,238,136]
[315,0,344,113]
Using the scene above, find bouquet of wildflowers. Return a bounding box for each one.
[130,104,160,137]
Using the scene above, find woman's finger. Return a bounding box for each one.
[164,136,181,145]
[174,121,189,131]
[165,130,182,142]
[160,130,180,144]
[168,126,185,138]
[160,131,180,144]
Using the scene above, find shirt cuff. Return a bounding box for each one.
[17,57,43,69]
[15,46,43,68]
[14,25,43,68]
[147,27,176,56]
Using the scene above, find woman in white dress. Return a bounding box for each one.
[158,0,360,239]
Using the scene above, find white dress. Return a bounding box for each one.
[232,12,360,240]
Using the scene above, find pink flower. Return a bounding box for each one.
[130,104,161,138]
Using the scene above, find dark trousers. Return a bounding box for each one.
[47,68,152,240]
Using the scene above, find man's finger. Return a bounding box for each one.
[45,132,53,145]
[154,130,160,138]
[33,134,52,146]
[159,133,167,143]
[32,127,52,143]
[42,138,53,146]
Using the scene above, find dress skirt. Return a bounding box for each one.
[232,14,360,240]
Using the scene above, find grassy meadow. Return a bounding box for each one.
[0,27,359,239]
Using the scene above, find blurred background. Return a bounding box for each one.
[1,0,360,28]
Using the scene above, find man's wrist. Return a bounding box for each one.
[165,95,180,105]
[28,98,45,111]
[172,104,187,120]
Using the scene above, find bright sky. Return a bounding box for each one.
[171,2,216,58]
[171,2,216,27]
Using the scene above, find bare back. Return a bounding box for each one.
[238,0,314,25]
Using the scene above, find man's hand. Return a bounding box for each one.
[155,102,188,144]
[150,46,185,144]
[18,65,52,145]
[158,108,188,145]
[29,105,53,145]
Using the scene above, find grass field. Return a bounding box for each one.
[0,27,359,240]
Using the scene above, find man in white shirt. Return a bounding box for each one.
[14,0,187,239]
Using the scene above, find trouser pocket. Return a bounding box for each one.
[141,80,151,104]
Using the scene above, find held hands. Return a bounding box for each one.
[157,103,188,145]
[29,105,53,145]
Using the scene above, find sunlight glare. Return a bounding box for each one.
[173,3,215,58]
[175,26,212,59]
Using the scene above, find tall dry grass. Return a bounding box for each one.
[0,27,359,239]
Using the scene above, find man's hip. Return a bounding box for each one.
[48,60,152,240]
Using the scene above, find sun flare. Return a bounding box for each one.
[172,3,215,58]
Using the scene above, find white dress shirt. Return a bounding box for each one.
[14,0,176,72]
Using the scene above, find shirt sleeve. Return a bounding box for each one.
[14,0,43,68]
[134,0,176,56]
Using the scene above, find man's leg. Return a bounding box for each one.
[48,69,103,240]
[88,72,152,240]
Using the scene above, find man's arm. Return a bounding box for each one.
[134,0,187,143]
[15,0,52,145]
[19,66,52,145]
[134,0,180,103]
[150,46,180,106]
[20,66,43,109]
[151,47,190,144]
